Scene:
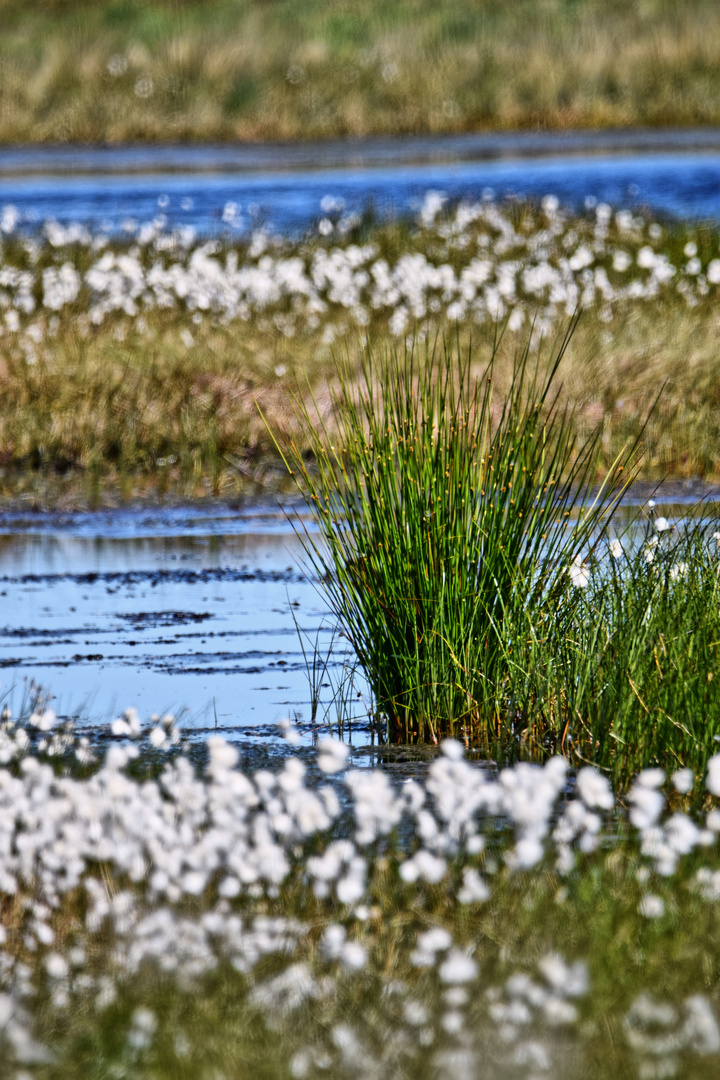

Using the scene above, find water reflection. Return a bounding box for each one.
[0,507,347,746]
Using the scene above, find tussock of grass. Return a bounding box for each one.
[564,519,720,789]
[2,0,720,141]
[277,331,720,781]
[276,328,630,744]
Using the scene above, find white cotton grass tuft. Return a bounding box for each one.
[568,554,590,589]
[638,894,666,919]
[575,767,614,810]
[0,700,719,1075]
[317,737,350,774]
[440,738,464,760]
[206,735,240,773]
[707,754,720,797]
[0,193,717,361]
[438,951,478,985]
[29,709,56,732]
[672,768,694,794]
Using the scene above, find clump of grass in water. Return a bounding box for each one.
[561,517,720,790]
[274,326,633,748]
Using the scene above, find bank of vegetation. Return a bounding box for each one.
[0,712,719,1078]
[1,196,720,504]
[1,0,720,142]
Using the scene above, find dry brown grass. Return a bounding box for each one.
[1,1,720,143]
[1,298,719,506]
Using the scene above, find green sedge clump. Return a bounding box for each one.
[274,326,634,749]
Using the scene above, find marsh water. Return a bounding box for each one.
[0,503,355,748]
[2,129,720,234]
[1,488,718,746]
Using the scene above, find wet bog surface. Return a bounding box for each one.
[0,503,357,746]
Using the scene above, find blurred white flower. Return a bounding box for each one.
[317,737,349,775]
[638,894,665,919]
[148,726,166,749]
[707,754,720,797]
[438,951,478,984]
[107,54,128,77]
[568,554,590,589]
[672,768,694,794]
[608,538,623,559]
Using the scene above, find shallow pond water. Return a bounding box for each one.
[2,130,720,234]
[2,488,719,750]
[0,503,370,749]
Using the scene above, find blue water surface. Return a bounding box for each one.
[1,131,720,235]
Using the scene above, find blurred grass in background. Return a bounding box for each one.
[1,0,720,143]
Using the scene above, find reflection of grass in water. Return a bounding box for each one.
[2,0,720,141]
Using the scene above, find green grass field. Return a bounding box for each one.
[1,0,720,142]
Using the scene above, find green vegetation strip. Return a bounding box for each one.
[2,199,720,505]
[1,0,720,141]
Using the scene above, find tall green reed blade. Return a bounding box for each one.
[268,328,638,745]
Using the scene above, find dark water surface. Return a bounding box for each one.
[2,130,720,234]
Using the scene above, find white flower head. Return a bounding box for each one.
[568,554,590,589]
[707,754,720,797]
[438,950,478,985]
[134,77,154,99]
[29,709,56,732]
[317,737,350,774]
[206,735,239,774]
[672,768,694,795]
[638,894,665,919]
[441,738,463,760]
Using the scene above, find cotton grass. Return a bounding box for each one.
[2,194,720,501]
[1,715,720,1077]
